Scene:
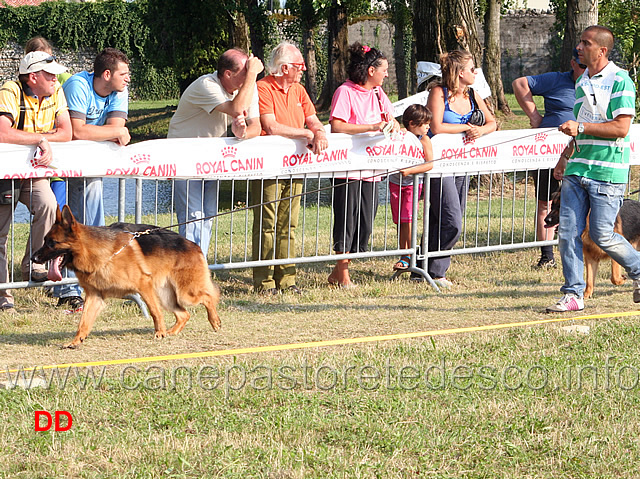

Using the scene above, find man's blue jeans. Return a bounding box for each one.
[174,179,219,257]
[53,178,104,299]
[558,175,640,296]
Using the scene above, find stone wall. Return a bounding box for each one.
[0,11,555,95]
[489,12,556,92]
[349,13,556,94]
[0,41,96,84]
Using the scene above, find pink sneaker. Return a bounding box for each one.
[546,293,584,313]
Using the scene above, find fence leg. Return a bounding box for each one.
[390,173,439,291]
[118,178,126,222]
[124,293,149,318]
[410,172,439,291]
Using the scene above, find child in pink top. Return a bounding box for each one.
[389,104,434,270]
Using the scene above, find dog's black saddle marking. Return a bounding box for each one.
[108,223,190,255]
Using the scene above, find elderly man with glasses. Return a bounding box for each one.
[251,42,328,295]
[0,51,72,313]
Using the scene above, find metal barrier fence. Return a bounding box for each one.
[3,166,639,297]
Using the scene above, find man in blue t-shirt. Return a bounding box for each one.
[52,48,130,312]
[512,48,585,269]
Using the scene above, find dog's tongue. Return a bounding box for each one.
[47,257,63,282]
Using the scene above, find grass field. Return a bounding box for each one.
[2,249,640,478]
[3,95,640,478]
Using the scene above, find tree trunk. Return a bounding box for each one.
[483,0,511,114]
[316,1,348,111]
[302,27,319,103]
[393,2,409,100]
[300,0,319,103]
[246,0,266,63]
[410,19,417,95]
[228,10,250,53]
[414,0,482,67]
[561,0,598,68]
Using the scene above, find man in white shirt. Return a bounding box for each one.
[168,48,263,256]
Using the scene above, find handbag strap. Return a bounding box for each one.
[467,87,478,110]
[14,81,26,131]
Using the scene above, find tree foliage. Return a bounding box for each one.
[0,0,175,98]
[600,0,640,70]
[142,0,230,91]
[0,0,146,57]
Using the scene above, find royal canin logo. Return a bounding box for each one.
[130,154,151,165]
[29,158,48,169]
[535,132,548,142]
[393,130,407,142]
[462,135,475,146]
[221,146,237,159]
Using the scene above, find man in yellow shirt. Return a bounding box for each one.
[0,51,72,313]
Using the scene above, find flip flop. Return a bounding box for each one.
[393,256,411,271]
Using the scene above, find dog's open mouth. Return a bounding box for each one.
[47,254,70,282]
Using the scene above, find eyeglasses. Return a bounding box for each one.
[289,62,307,71]
[26,55,55,71]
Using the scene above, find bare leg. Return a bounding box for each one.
[328,255,352,286]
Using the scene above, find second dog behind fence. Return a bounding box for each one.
[545,191,640,298]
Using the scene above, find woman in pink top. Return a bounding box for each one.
[328,42,400,288]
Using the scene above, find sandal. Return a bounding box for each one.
[57,296,84,313]
[393,256,411,271]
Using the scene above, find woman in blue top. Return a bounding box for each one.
[423,50,496,288]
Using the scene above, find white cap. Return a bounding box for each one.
[19,51,67,75]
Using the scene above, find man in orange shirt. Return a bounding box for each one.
[253,42,328,294]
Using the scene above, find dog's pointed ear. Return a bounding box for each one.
[61,205,77,229]
[55,205,62,223]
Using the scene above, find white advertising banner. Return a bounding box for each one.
[2,125,640,180]
[431,124,640,175]
[0,131,426,181]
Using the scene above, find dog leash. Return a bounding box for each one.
[109,229,154,260]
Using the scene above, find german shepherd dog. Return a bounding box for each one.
[545,190,640,298]
[32,205,221,348]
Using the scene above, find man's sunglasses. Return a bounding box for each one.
[26,55,55,71]
[289,62,307,71]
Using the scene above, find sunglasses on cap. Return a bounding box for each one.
[26,55,55,71]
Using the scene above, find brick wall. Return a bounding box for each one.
[492,12,556,92]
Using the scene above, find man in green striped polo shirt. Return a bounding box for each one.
[547,25,638,313]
